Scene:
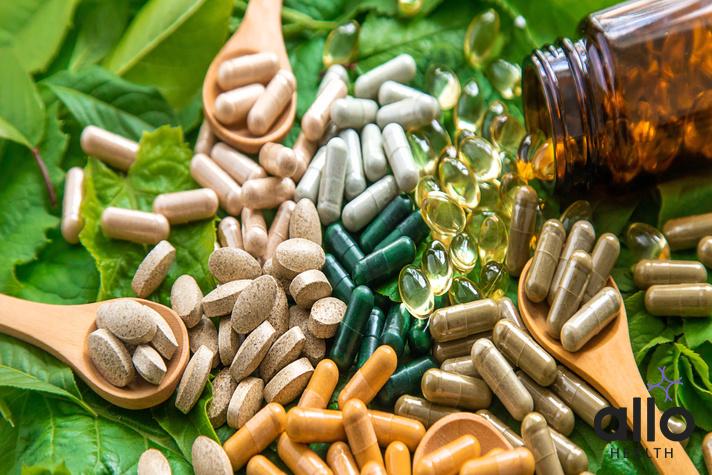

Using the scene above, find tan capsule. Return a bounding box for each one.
[153,188,218,224]
[420,368,492,410]
[550,366,610,428]
[414,435,480,475]
[702,431,712,473]
[342,399,384,469]
[80,125,137,171]
[101,207,169,244]
[663,212,712,250]
[299,359,340,409]
[517,371,575,435]
[525,219,566,303]
[339,345,398,408]
[195,120,215,155]
[286,407,345,443]
[429,299,501,342]
[384,441,410,475]
[265,200,296,261]
[211,142,266,185]
[546,250,592,339]
[327,442,359,475]
[242,177,295,209]
[368,410,426,452]
[248,70,296,136]
[633,259,708,289]
[584,233,620,300]
[247,455,286,475]
[441,356,479,378]
[493,319,557,386]
[292,132,318,181]
[61,167,84,243]
[548,221,595,303]
[644,283,712,317]
[277,433,333,475]
[476,410,525,448]
[432,332,490,362]
[242,208,268,258]
[218,216,243,248]
[698,236,712,268]
[302,78,348,141]
[215,84,265,125]
[218,52,279,89]
[190,153,242,215]
[505,185,538,276]
[521,413,564,475]
[459,447,535,475]
[223,403,287,470]
[498,297,525,328]
[549,428,589,474]
[259,142,298,178]
[561,287,621,352]
[394,395,458,428]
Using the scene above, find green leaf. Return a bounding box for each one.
[597,440,656,475]
[0,48,46,147]
[103,0,232,108]
[68,0,131,72]
[592,193,640,236]
[0,398,13,428]
[682,318,712,350]
[657,170,712,227]
[677,353,712,431]
[624,292,668,362]
[289,36,326,118]
[645,343,681,411]
[21,461,71,475]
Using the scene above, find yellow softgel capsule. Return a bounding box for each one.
[421,240,453,295]
[458,135,501,181]
[449,232,479,272]
[463,9,502,68]
[421,191,466,238]
[625,222,670,261]
[323,21,359,67]
[398,265,434,318]
[437,155,480,209]
[425,64,461,111]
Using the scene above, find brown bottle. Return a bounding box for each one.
[522,0,712,188]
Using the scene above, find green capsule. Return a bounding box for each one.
[398,265,434,318]
[422,191,466,238]
[489,113,526,156]
[356,307,386,367]
[560,200,593,234]
[464,8,502,68]
[454,79,486,133]
[425,64,461,111]
[323,21,359,67]
[329,286,374,370]
[448,276,482,305]
[458,135,501,182]
[421,240,453,296]
[323,253,356,302]
[450,232,479,272]
[437,155,480,209]
[378,356,438,405]
[480,260,509,299]
[486,59,522,99]
[353,236,416,285]
[360,195,413,253]
[325,223,365,275]
[380,304,412,357]
[408,317,432,355]
[415,175,441,208]
[376,210,429,251]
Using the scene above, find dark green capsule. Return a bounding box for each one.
[380,304,412,357]
[323,253,356,302]
[353,236,416,285]
[329,286,374,370]
[325,223,365,275]
[360,195,413,253]
[374,211,429,251]
[378,356,438,405]
[408,317,433,355]
[356,307,386,367]
[373,292,391,311]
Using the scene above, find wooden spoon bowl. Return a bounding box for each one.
[202,0,296,154]
[0,294,189,410]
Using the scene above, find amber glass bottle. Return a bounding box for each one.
[522,0,712,188]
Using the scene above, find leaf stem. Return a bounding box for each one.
[31,148,56,207]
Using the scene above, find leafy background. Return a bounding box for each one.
[0,0,710,473]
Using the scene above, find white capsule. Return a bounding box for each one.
[190,154,243,216]
[330,97,378,129]
[378,80,431,105]
[80,126,138,171]
[561,287,621,352]
[210,143,266,185]
[214,84,265,126]
[317,138,348,224]
[361,123,389,182]
[339,129,366,200]
[342,175,398,232]
[355,54,417,99]
[61,167,84,244]
[295,147,326,203]
[318,65,349,95]
[194,120,215,155]
[376,96,440,129]
[382,123,419,192]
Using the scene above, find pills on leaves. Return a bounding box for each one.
[80,125,138,171]
[88,328,135,387]
[644,283,712,317]
[211,142,266,184]
[61,167,84,243]
[190,153,243,215]
[132,240,176,298]
[101,207,170,244]
[153,188,218,224]
[633,259,708,288]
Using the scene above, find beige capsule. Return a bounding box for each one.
[242,208,269,259]
[550,365,610,428]
[525,219,566,303]
[633,259,708,289]
[561,287,621,352]
[88,328,135,387]
[546,250,592,339]
[190,153,243,215]
[153,188,218,225]
[219,216,244,249]
[302,78,348,141]
[80,125,138,171]
[521,412,564,475]
[476,410,524,448]
[132,240,176,298]
[440,356,479,378]
[292,132,318,181]
[218,52,279,89]
[101,207,170,244]
[663,212,712,250]
[548,221,595,303]
[493,319,557,386]
[242,177,295,210]
[420,368,492,410]
[505,185,538,277]
[429,299,501,342]
[584,233,620,300]
[517,371,575,435]
[432,332,490,363]
[394,395,458,428]
[259,142,298,178]
[215,83,265,125]
[265,200,296,261]
[498,297,525,328]
[61,167,84,244]
[318,65,349,95]
[211,143,266,185]
[248,70,296,136]
[698,236,712,268]
[644,283,712,317]
[195,120,215,155]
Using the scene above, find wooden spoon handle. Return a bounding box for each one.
[234,0,285,50]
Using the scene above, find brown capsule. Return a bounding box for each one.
[663,212,712,250]
[61,167,84,244]
[644,283,712,317]
[459,447,535,475]
[505,185,538,276]
[260,142,299,178]
[338,345,398,408]
[493,319,557,386]
[286,407,345,443]
[80,125,138,171]
[265,200,296,261]
[327,442,359,475]
[362,462,387,475]
[211,143,266,185]
[247,455,286,475]
[432,332,490,363]
[498,296,525,328]
[342,399,384,469]
[584,233,620,300]
[101,207,169,244]
[215,84,265,125]
[190,153,243,215]
[394,395,458,428]
[546,250,592,339]
[517,371,575,435]
[698,236,712,268]
[429,299,501,343]
[217,52,279,90]
[525,219,566,303]
[413,434,480,475]
[293,132,318,181]
[421,368,492,411]
[475,410,524,448]
[384,441,410,475]
[548,221,595,303]
[368,410,426,452]
[550,366,610,428]
[302,79,348,141]
[277,433,333,475]
[223,403,287,470]
[242,208,268,259]
[153,188,219,224]
[218,216,243,248]
[633,259,708,289]
[561,287,621,352]
[299,359,340,409]
[242,177,296,209]
[521,413,564,475]
[248,70,296,136]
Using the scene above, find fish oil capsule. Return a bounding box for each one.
[663,212,712,250]
[546,251,593,339]
[342,399,384,469]
[498,297,524,328]
[448,277,482,305]
[644,283,712,317]
[331,97,379,129]
[449,233,478,272]
[385,441,410,475]
[319,65,349,95]
[356,54,417,99]
[421,240,453,296]
[376,210,429,250]
[299,359,339,409]
[303,79,348,141]
[698,236,712,268]
[421,368,492,410]
[472,339,533,420]
[377,81,431,105]
[190,154,243,215]
[353,236,416,285]
[153,189,219,224]
[327,442,359,475]
[421,192,466,240]
[265,200,296,260]
[241,208,268,259]
[380,305,412,356]
[584,233,620,300]
[517,372,575,435]
[248,70,296,136]
[625,222,670,261]
[525,220,566,303]
[633,259,708,288]
[194,120,215,155]
[286,408,345,443]
[549,428,589,475]
[360,195,412,253]
[342,176,398,232]
[215,84,265,125]
[460,447,535,475]
[414,435,480,475]
[323,254,356,302]
[430,299,500,343]
[329,286,374,370]
[318,137,349,224]
[223,403,287,470]
[211,142,266,185]
[61,167,84,243]
[398,265,434,318]
[493,320,557,386]
[259,142,298,178]
[357,308,386,367]
[548,221,595,303]
[383,124,419,193]
[368,410,426,451]
[361,123,389,182]
[433,333,486,362]
[561,287,621,352]
[80,125,138,171]
[505,186,538,276]
[378,356,437,405]
[521,413,564,475]
[242,177,295,210]
[394,395,458,428]
[476,410,524,448]
[101,207,169,244]
[217,52,279,90]
[247,455,286,475]
[551,366,610,428]
[218,216,243,248]
[325,223,365,275]
[323,20,359,67]
[295,147,326,203]
[339,129,367,200]
[376,96,440,130]
[277,433,332,475]
[441,356,478,378]
[338,345,398,408]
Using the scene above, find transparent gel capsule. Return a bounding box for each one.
[455,129,476,149]
[437,155,480,209]
[529,204,545,251]
[560,200,594,233]
[464,9,503,68]
[425,64,461,111]
[520,132,556,182]
[481,101,507,142]
[407,131,438,173]
[498,173,525,219]
[448,276,482,305]
[421,191,466,238]
[420,120,452,156]
[415,175,441,208]
[478,179,501,210]
[476,213,508,264]
[398,0,423,16]
[399,265,434,318]
[480,260,509,299]
[490,114,526,156]
[422,240,453,296]
[458,135,501,182]
[455,80,487,133]
[450,233,479,272]
[486,59,522,99]
[323,21,360,67]
[625,222,671,261]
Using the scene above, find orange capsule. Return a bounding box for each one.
[286,408,346,443]
[242,208,268,259]
[368,410,425,452]
[217,52,279,90]
[338,346,398,409]
[101,207,169,244]
[361,461,387,475]
[247,455,287,475]
[265,200,296,260]
[459,447,535,475]
[190,153,243,215]
[260,142,299,178]
[413,435,480,475]
[80,125,138,171]
[302,79,348,141]
[223,403,287,470]
[384,441,410,475]
[293,132,318,181]
[242,177,296,210]
[327,442,360,475]
[343,399,384,469]
[299,359,340,409]
[152,188,219,224]
[218,216,243,249]
[211,143,266,185]
[277,433,333,475]
[215,83,265,125]
[248,70,296,136]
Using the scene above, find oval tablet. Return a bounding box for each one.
[96,300,157,345]
[132,240,176,298]
[88,328,135,387]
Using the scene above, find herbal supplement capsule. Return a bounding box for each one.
[327,442,359,475]
[525,219,566,303]
[505,186,538,276]
[369,410,426,451]
[441,356,478,378]
[101,207,169,244]
[476,410,525,448]
[385,441,410,475]
[325,223,365,275]
[548,221,595,303]
[633,259,708,288]
[377,210,429,251]
[408,316,432,355]
[663,212,712,250]
[286,407,345,442]
[353,236,416,285]
[430,299,500,343]
[561,287,621,352]
[190,153,243,215]
[378,356,437,405]
[492,320,557,386]
[223,403,287,470]
[360,195,412,252]
[703,432,712,473]
[217,52,279,89]
[303,79,348,141]
[394,395,458,428]
[342,176,398,232]
[265,200,296,260]
[521,413,564,475]
[242,177,295,210]
[383,123,419,192]
[248,69,296,135]
[361,123,389,182]
[355,54,417,99]
[218,216,243,248]
[61,167,84,243]
[241,208,268,258]
[80,125,138,171]
[398,265,434,318]
[319,65,349,95]
[153,188,219,225]
[277,433,332,475]
[362,462,387,475]
[295,146,326,203]
[517,372,575,435]
[472,339,533,420]
[195,120,215,155]
[299,359,339,409]
[644,283,712,317]
[378,81,431,105]
[376,96,440,130]
[331,97,378,129]
[380,304,412,356]
[247,455,286,475]
[550,366,610,428]
[433,333,486,363]
[460,447,535,475]
[421,368,492,410]
[338,345,397,408]
[329,286,374,370]
[215,84,265,125]
[323,253,356,302]
[413,434,480,475]
[342,399,384,469]
[549,428,589,474]
[357,307,386,367]
[584,233,620,300]
[259,142,298,178]
[318,137,349,224]
[546,251,593,339]
[339,129,367,200]
[210,142,266,185]
[498,297,524,328]
[698,236,712,268]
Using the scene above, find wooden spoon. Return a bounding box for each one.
[0,294,189,410]
[202,0,296,154]
[517,260,697,474]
